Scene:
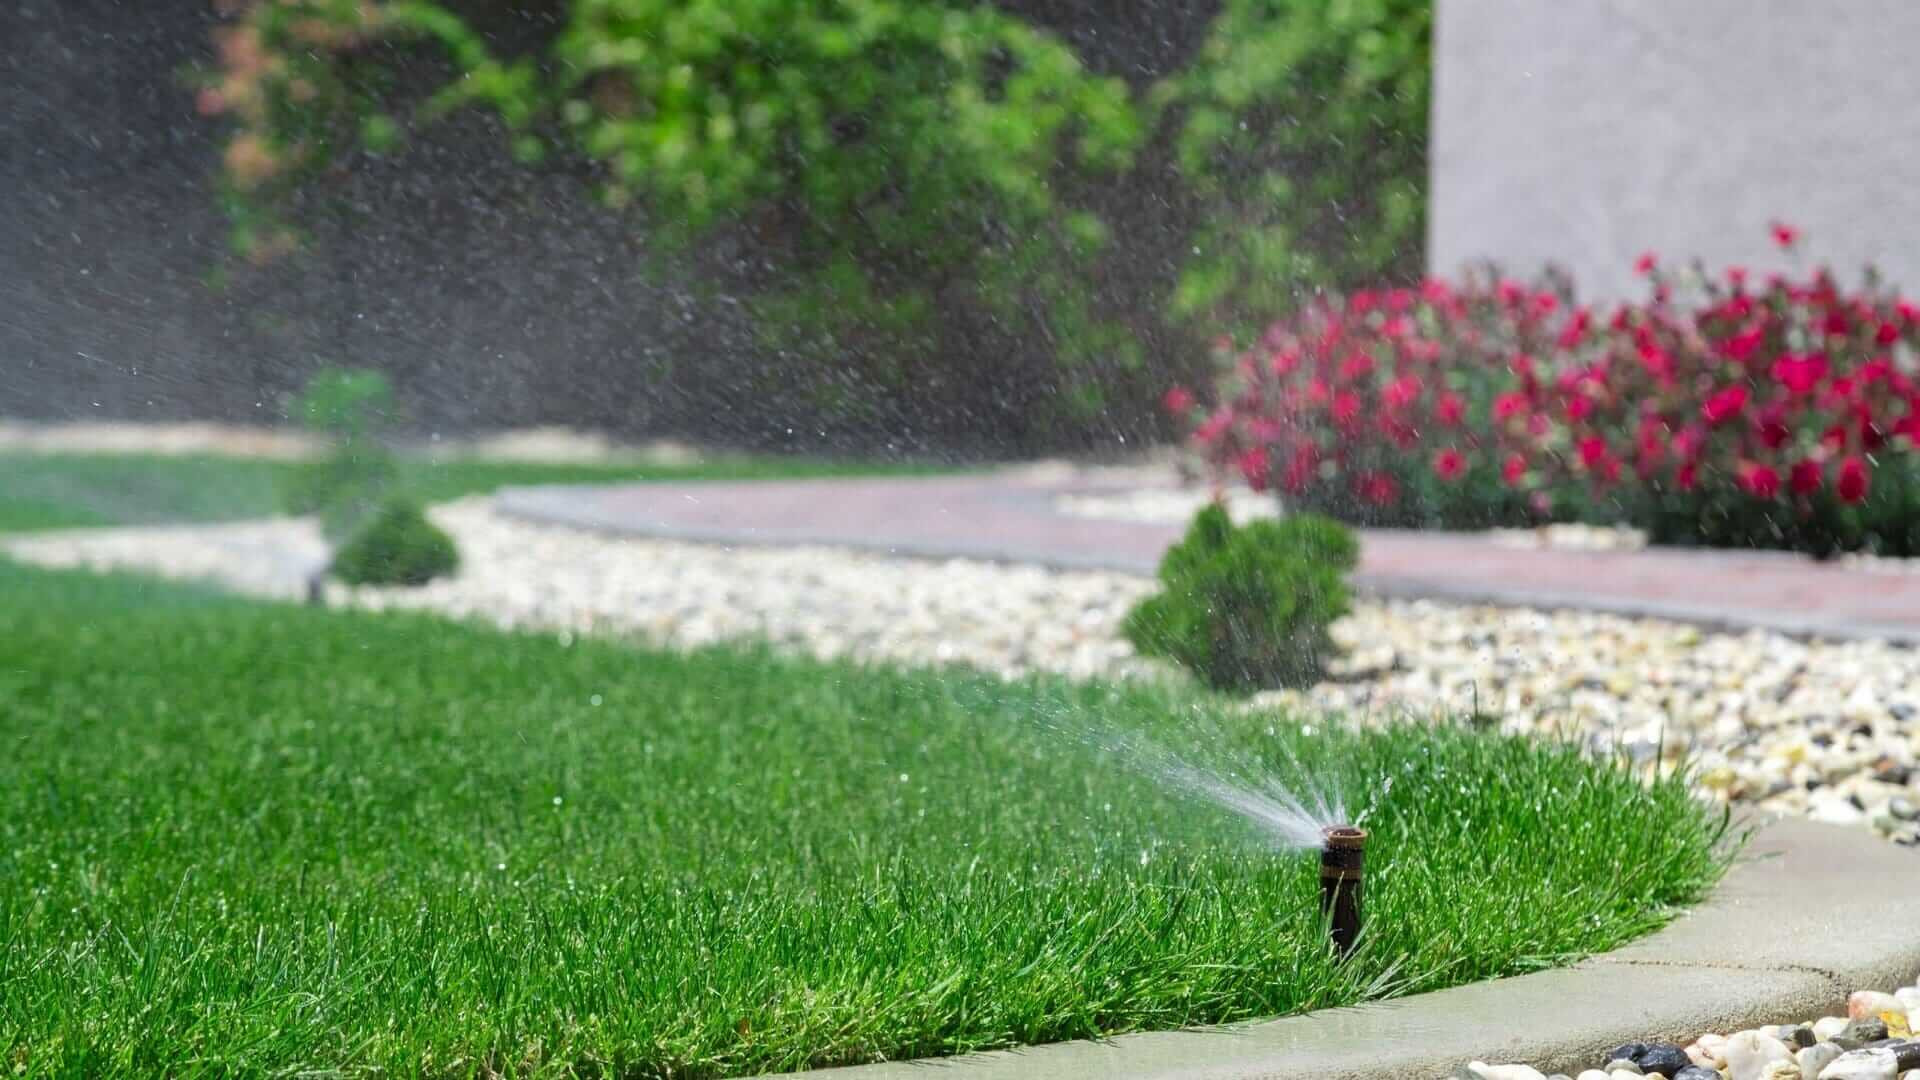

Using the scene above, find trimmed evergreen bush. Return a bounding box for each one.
[1123,504,1356,693]
[329,498,459,587]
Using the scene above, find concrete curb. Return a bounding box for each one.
[767,819,1920,1080]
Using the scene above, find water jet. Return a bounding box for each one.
[1319,825,1367,958]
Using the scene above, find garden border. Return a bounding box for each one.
[494,474,1920,644]
[769,818,1920,1080]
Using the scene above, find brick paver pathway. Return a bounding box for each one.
[496,471,1920,643]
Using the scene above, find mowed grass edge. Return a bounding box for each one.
[0,560,1734,1078]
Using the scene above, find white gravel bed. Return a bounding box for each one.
[1468,984,1920,1079]
[7,497,1918,844]
[3,499,1154,683]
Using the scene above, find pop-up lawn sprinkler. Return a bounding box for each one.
[1319,825,1367,958]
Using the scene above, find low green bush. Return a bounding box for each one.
[329,498,459,586]
[1124,504,1357,692]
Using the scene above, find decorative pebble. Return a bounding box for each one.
[1835,1018,1891,1049]
[1855,993,1909,1022]
[1818,1018,1855,1040]
[1605,1046,1650,1067]
[1672,1067,1721,1080]
[1802,1045,1847,1078]
[1819,1047,1899,1080]
[1633,1044,1692,1077]
[1469,1064,1548,1080]
[1727,1030,1797,1080]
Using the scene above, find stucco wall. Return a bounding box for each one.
[1430,0,1920,299]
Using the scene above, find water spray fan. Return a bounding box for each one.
[1318,825,1366,958]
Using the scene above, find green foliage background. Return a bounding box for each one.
[208,0,1430,446]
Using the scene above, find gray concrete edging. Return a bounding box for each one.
[769,818,1920,1080]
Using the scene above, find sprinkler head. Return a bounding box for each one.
[1318,825,1367,959]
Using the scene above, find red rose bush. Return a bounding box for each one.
[1173,228,1920,556]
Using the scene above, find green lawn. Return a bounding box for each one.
[0,451,939,533]
[0,560,1733,1078]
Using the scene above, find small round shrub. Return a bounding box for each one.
[329,499,459,587]
[1123,504,1357,693]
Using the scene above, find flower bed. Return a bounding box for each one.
[1174,227,1920,555]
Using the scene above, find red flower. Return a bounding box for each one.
[1837,456,1871,503]
[1435,392,1466,426]
[1637,343,1673,380]
[1492,392,1529,422]
[1578,435,1608,469]
[1270,350,1301,377]
[1671,425,1707,462]
[1702,384,1749,425]
[1556,308,1591,349]
[1194,410,1233,445]
[1676,463,1699,492]
[1740,463,1781,499]
[1789,459,1823,496]
[1876,321,1900,346]
[1356,471,1399,507]
[1281,452,1316,496]
[1432,448,1468,482]
[1634,251,1658,276]
[1162,386,1196,415]
[1823,308,1850,336]
[1756,403,1791,450]
[1381,416,1420,450]
[1339,351,1376,381]
[1247,418,1284,444]
[1722,324,1765,363]
[1636,420,1668,466]
[1727,266,1748,288]
[1331,391,1362,426]
[1861,415,1888,452]
[1236,446,1271,492]
[1382,374,1423,412]
[1771,352,1828,395]
[1502,453,1528,487]
[1565,394,1594,422]
[1770,221,1799,249]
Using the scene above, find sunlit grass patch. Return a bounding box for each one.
[0,561,1732,1077]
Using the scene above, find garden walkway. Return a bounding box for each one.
[496,470,1920,643]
